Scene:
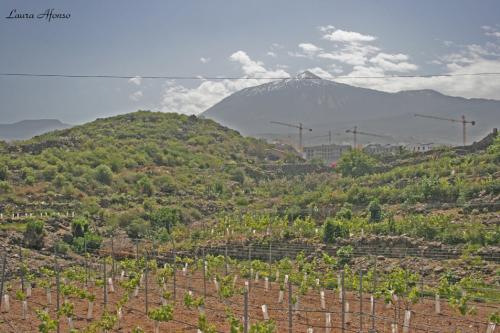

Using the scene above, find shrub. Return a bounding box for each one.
[155,175,176,194]
[336,245,353,266]
[94,164,113,185]
[137,176,154,196]
[72,232,102,253]
[150,207,182,232]
[0,181,10,193]
[336,203,353,220]
[42,165,58,181]
[323,219,349,243]
[0,165,7,181]
[53,174,65,188]
[126,218,150,239]
[71,217,89,238]
[337,150,377,177]
[23,220,45,249]
[368,199,382,222]
[54,241,70,254]
[231,168,246,184]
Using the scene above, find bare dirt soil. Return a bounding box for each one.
[0,270,497,333]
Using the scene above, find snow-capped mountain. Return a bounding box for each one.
[201,71,500,145]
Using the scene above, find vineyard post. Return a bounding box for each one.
[370,257,377,333]
[103,257,108,310]
[173,262,177,302]
[54,253,60,333]
[111,235,115,279]
[341,270,345,333]
[135,241,139,260]
[84,237,88,286]
[19,247,24,293]
[359,270,364,333]
[248,244,252,292]
[202,248,207,299]
[244,289,249,333]
[0,253,6,309]
[268,241,272,285]
[172,238,177,301]
[420,249,424,302]
[288,280,293,333]
[145,251,149,314]
[225,241,228,276]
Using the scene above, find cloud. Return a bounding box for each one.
[128,76,142,86]
[160,51,289,114]
[159,25,500,116]
[305,67,335,80]
[322,28,376,43]
[298,43,322,54]
[319,25,335,33]
[318,44,381,66]
[200,57,211,64]
[369,53,418,72]
[129,90,143,101]
[229,50,288,78]
[482,25,500,37]
[337,59,500,100]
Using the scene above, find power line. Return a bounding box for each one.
[1,72,500,80]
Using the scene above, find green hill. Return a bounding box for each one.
[0,111,291,228]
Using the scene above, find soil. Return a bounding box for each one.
[0,269,497,333]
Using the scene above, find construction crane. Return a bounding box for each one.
[308,130,332,144]
[270,121,312,152]
[414,114,476,146]
[345,126,392,148]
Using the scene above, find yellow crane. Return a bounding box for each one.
[414,114,476,146]
[345,126,392,148]
[270,121,312,152]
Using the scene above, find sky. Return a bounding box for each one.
[1,0,500,124]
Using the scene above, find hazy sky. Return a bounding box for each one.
[1,0,500,124]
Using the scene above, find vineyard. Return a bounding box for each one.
[0,240,498,333]
[0,112,498,332]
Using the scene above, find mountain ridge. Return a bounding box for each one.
[202,72,500,145]
[0,119,72,141]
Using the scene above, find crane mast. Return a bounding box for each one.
[270,121,312,152]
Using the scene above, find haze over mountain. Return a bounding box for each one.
[202,71,500,145]
[0,119,72,141]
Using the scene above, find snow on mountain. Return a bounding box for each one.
[201,72,500,145]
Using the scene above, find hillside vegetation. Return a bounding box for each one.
[0,111,498,254]
[0,111,295,237]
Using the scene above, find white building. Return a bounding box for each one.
[304,144,351,164]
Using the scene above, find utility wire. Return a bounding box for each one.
[1,72,500,80]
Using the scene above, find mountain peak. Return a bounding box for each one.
[295,71,322,80]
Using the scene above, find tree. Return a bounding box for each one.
[323,219,349,243]
[95,164,113,185]
[71,217,89,238]
[337,150,377,177]
[0,165,7,181]
[23,220,45,249]
[126,218,150,239]
[336,203,353,220]
[368,199,382,222]
[150,207,182,232]
[137,176,154,196]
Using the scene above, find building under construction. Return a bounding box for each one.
[303,144,351,164]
